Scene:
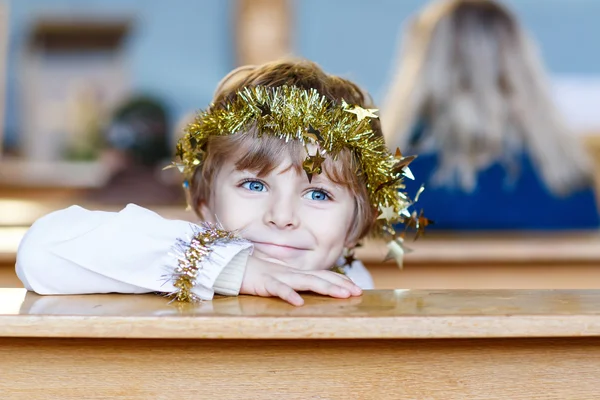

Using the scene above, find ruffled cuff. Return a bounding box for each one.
[164,223,252,302]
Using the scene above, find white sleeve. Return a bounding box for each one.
[15,204,253,301]
[344,260,375,290]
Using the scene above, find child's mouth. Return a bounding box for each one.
[252,241,309,259]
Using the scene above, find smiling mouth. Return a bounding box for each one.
[252,241,310,259]
[253,241,309,251]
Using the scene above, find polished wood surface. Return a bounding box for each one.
[0,199,195,227]
[2,337,600,399]
[3,288,600,339]
[2,289,600,399]
[369,263,600,289]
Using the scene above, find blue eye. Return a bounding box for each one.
[304,189,330,201]
[242,180,266,192]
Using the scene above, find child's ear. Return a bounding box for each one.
[198,201,215,223]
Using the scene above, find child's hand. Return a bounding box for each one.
[240,255,362,306]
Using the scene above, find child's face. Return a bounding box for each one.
[200,153,356,271]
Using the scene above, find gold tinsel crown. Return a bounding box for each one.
[169,85,429,265]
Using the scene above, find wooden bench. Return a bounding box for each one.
[0,227,26,287]
[357,231,600,289]
[1,288,600,398]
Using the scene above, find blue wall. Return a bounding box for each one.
[504,0,600,75]
[296,0,600,104]
[4,0,600,148]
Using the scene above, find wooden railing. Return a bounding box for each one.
[1,288,600,398]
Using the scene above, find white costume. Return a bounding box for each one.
[16,204,374,301]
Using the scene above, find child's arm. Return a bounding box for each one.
[16,204,251,301]
[16,204,361,305]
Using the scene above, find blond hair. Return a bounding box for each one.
[381,0,593,195]
[190,59,381,242]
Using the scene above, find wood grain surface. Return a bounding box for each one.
[3,288,600,339]
[1,337,599,399]
[368,262,600,289]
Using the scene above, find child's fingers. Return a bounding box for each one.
[264,277,304,306]
[309,270,362,296]
[279,273,351,298]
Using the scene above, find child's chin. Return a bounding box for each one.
[256,255,290,267]
[252,244,308,265]
[254,253,313,271]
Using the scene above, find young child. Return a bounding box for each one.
[16,59,420,306]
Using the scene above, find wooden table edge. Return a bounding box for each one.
[2,314,600,339]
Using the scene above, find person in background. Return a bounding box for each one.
[86,95,184,206]
[381,0,600,230]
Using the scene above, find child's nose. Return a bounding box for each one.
[264,196,299,229]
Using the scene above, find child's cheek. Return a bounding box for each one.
[210,185,253,232]
[232,188,272,232]
[307,207,349,245]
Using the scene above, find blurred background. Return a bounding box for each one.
[1,0,600,290]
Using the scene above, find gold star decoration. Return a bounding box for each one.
[405,209,433,240]
[402,166,414,180]
[393,148,417,180]
[400,206,411,219]
[375,176,403,192]
[303,125,324,143]
[385,237,406,269]
[302,151,326,183]
[342,248,356,267]
[163,162,186,173]
[377,204,396,221]
[374,148,418,191]
[342,100,379,121]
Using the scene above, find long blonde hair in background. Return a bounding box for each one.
[381,0,593,195]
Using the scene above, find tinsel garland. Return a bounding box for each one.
[164,223,245,302]
[168,85,430,270]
